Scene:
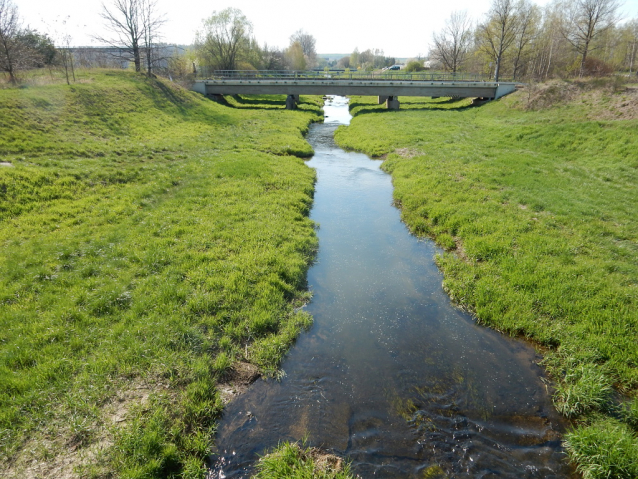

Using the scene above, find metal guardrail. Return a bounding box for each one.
[198,70,500,83]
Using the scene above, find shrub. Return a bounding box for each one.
[405,60,425,72]
[582,57,614,77]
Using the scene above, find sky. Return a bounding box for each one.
[17,0,638,58]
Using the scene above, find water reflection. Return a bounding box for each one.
[210,96,572,478]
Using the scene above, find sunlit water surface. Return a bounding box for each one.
[209,96,573,478]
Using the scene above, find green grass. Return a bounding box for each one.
[253,441,354,479]
[0,70,322,477]
[334,85,638,477]
[564,418,638,479]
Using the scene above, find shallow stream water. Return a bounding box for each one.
[209,97,573,478]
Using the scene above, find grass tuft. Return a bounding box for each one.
[564,418,638,479]
[254,441,353,479]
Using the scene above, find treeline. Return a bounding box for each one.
[192,8,325,74]
[429,0,637,80]
[2,0,637,84]
[335,48,396,71]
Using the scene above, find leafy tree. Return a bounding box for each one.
[196,8,252,71]
[431,10,473,73]
[289,29,316,68]
[337,56,350,68]
[286,41,306,70]
[562,0,621,76]
[405,60,425,71]
[358,49,375,70]
[349,48,360,69]
[18,30,56,67]
[622,19,638,74]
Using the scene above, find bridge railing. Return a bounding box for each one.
[197,70,498,82]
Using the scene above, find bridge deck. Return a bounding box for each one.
[193,78,515,99]
[191,71,518,108]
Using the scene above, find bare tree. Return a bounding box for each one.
[0,0,33,84]
[562,0,621,76]
[431,11,473,73]
[289,29,316,68]
[196,8,252,71]
[97,0,142,71]
[97,0,163,75]
[511,0,541,80]
[260,43,286,70]
[477,0,520,81]
[59,34,76,85]
[140,0,165,75]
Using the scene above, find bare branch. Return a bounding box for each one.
[431,11,473,73]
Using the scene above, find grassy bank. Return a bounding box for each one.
[0,71,322,478]
[335,81,638,478]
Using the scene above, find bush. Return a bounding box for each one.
[405,60,425,72]
[582,57,614,77]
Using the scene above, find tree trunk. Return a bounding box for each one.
[580,39,590,77]
[133,43,141,72]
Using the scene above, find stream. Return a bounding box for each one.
[209,96,573,478]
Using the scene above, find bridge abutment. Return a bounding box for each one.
[386,96,400,110]
[208,94,225,103]
[285,94,298,110]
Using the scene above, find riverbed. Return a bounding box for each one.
[209,96,573,478]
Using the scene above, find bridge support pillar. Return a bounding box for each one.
[286,94,297,110]
[378,95,388,104]
[386,96,400,110]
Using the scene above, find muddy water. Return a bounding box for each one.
[210,97,572,478]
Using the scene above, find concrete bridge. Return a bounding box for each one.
[191,71,518,110]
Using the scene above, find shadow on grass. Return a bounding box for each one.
[350,104,477,117]
[232,94,287,106]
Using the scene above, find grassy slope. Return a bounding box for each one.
[0,71,321,478]
[335,85,638,478]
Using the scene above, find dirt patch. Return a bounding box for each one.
[0,440,110,479]
[218,362,261,404]
[585,87,638,120]
[0,380,169,479]
[453,237,469,262]
[0,162,13,167]
[394,147,423,158]
[515,79,638,120]
[307,447,345,473]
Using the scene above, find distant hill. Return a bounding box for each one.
[317,53,410,63]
